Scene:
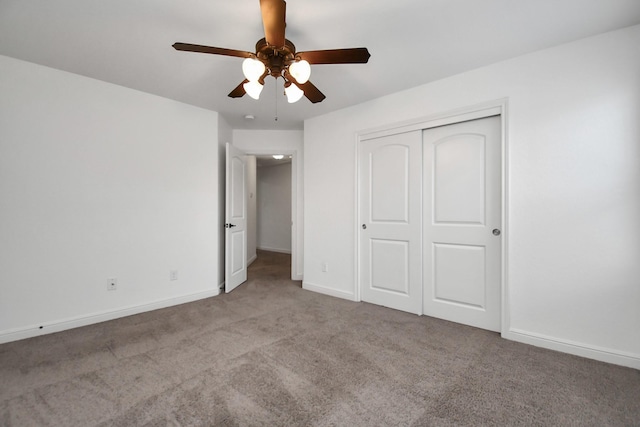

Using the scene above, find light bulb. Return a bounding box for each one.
[243,80,263,100]
[242,58,265,82]
[272,155,284,160]
[288,60,311,84]
[285,83,304,103]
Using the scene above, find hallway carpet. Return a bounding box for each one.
[1,250,639,426]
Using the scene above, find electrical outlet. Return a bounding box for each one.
[322,262,328,273]
[170,270,178,281]
[107,278,117,291]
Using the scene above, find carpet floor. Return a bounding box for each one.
[1,250,639,426]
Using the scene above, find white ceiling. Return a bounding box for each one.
[1,0,639,130]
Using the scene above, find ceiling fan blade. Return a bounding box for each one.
[173,43,253,59]
[228,80,249,98]
[297,48,371,64]
[293,80,326,103]
[260,0,286,47]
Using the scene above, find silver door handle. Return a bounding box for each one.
[492,229,501,236]
[362,224,367,230]
[225,223,237,229]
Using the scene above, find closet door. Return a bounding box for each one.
[359,131,422,315]
[423,116,502,331]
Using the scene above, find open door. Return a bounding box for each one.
[225,143,248,293]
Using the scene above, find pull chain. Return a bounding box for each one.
[274,78,279,122]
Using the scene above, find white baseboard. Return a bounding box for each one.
[504,328,640,370]
[247,253,258,266]
[302,281,357,301]
[257,246,291,254]
[0,288,220,345]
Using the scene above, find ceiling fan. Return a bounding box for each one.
[172,0,371,104]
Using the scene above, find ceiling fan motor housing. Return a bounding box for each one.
[255,38,297,78]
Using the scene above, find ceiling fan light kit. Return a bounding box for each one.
[243,80,264,100]
[172,0,370,104]
[242,57,266,82]
[284,82,304,103]
[288,59,311,84]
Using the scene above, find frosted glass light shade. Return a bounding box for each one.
[242,58,265,82]
[285,83,304,103]
[272,155,284,160]
[288,60,311,84]
[243,80,263,100]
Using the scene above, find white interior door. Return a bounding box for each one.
[359,131,422,315]
[225,143,248,293]
[423,116,501,331]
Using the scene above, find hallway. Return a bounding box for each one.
[246,250,297,284]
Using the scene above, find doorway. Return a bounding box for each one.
[253,155,293,257]
[225,145,302,284]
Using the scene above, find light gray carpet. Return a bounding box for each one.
[1,250,639,426]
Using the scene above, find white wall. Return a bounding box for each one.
[257,163,292,253]
[0,55,222,342]
[233,129,304,279]
[303,25,640,368]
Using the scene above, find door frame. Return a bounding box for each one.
[237,148,302,281]
[355,98,510,335]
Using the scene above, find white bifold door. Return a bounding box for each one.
[360,115,502,332]
[225,143,248,293]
